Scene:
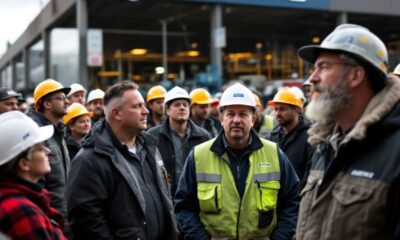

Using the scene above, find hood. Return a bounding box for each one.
[308,75,400,146]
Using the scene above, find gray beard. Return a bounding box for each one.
[305,76,352,122]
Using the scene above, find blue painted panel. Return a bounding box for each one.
[180,0,330,10]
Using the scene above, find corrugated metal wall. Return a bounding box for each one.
[331,0,400,16]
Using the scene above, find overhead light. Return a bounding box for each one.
[155,67,165,74]
[265,54,273,61]
[191,42,198,49]
[255,42,263,49]
[177,50,200,57]
[130,48,148,55]
[312,37,320,44]
[187,50,200,57]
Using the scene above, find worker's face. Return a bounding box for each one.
[148,98,164,115]
[115,89,149,134]
[69,114,92,137]
[88,99,104,117]
[220,105,255,142]
[191,103,210,122]
[23,142,52,178]
[44,92,69,117]
[68,91,86,105]
[0,97,18,114]
[274,103,298,127]
[305,52,354,122]
[166,99,190,123]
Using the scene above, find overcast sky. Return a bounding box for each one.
[0,0,50,57]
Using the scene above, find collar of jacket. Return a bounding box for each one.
[308,75,400,146]
[81,118,157,156]
[27,109,65,137]
[210,129,263,157]
[271,116,311,136]
[159,117,206,138]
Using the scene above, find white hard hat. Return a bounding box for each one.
[67,83,87,97]
[87,89,105,103]
[0,111,54,166]
[298,24,388,80]
[164,86,190,106]
[218,83,256,110]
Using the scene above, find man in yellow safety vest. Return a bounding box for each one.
[175,83,300,239]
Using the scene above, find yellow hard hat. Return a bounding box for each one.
[63,102,93,124]
[146,85,167,102]
[33,79,70,111]
[189,88,212,105]
[253,93,262,106]
[268,87,303,109]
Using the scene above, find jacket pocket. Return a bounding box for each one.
[255,180,281,211]
[197,182,222,213]
[332,184,373,205]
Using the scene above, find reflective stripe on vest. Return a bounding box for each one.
[194,138,281,239]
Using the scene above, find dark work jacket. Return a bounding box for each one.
[64,131,80,161]
[190,116,220,138]
[296,75,400,240]
[67,119,179,240]
[268,117,314,188]
[175,129,300,240]
[27,109,70,217]
[147,118,211,197]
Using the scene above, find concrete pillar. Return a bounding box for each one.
[77,0,89,88]
[23,48,31,90]
[42,30,51,79]
[161,20,168,81]
[337,12,348,25]
[210,4,223,79]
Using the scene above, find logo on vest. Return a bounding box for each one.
[350,169,374,179]
[259,162,272,168]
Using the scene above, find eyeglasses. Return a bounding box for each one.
[312,61,358,74]
[48,95,67,102]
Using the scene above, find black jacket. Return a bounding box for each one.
[147,118,210,196]
[64,131,80,160]
[267,117,314,187]
[27,109,70,216]
[67,119,179,240]
[190,116,220,138]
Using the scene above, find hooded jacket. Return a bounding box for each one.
[0,177,66,240]
[27,109,70,217]
[296,75,400,239]
[67,119,178,240]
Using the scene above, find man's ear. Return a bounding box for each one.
[348,66,366,89]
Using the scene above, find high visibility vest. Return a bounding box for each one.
[259,115,275,136]
[194,138,281,239]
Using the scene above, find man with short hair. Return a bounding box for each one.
[147,86,210,197]
[67,83,86,105]
[189,88,219,137]
[267,88,314,188]
[27,79,71,216]
[146,85,167,129]
[67,80,178,239]
[0,87,20,114]
[296,24,400,239]
[175,83,300,239]
[86,89,105,124]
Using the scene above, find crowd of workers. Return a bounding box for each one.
[0,23,399,240]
